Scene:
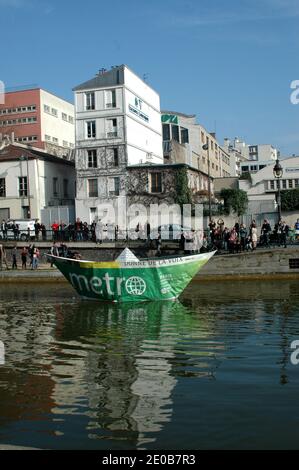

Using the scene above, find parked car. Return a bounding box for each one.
[0,219,36,241]
[157,224,192,240]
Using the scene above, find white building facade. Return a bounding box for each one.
[239,156,299,226]
[74,65,163,222]
[40,89,75,156]
[223,138,279,176]
[0,143,75,224]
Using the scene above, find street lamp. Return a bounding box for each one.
[19,154,31,219]
[273,158,283,222]
[202,140,212,222]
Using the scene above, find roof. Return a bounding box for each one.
[161,110,196,119]
[127,162,212,179]
[0,144,75,166]
[73,65,126,91]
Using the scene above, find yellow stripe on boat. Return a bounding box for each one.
[79,261,121,269]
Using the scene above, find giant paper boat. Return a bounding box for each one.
[49,248,216,302]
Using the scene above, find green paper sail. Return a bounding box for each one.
[51,250,216,303]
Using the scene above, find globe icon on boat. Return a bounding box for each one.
[125,276,146,296]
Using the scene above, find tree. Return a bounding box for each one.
[220,188,248,216]
[174,168,192,207]
[281,189,299,211]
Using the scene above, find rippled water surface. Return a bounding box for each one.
[0,280,299,449]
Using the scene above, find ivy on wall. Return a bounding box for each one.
[174,168,192,207]
[220,188,248,216]
[281,189,299,211]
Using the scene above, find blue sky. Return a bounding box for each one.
[1,0,299,155]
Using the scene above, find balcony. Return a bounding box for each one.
[107,131,118,138]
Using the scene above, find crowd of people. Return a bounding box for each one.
[0,217,298,268]
[207,218,299,253]
[0,244,40,270]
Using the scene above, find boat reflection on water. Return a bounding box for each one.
[51,299,207,448]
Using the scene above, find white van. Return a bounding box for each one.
[0,219,36,241]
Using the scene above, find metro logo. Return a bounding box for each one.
[68,272,147,297]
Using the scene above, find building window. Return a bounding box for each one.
[44,104,50,113]
[19,177,28,197]
[52,137,59,144]
[106,118,117,138]
[51,108,58,117]
[63,140,68,147]
[172,125,180,142]
[150,173,162,193]
[63,179,69,198]
[86,92,95,110]
[68,116,74,124]
[22,206,29,219]
[16,136,38,143]
[282,179,287,189]
[0,178,5,197]
[289,179,294,189]
[45,134,51,141]
[105,89,116,108]
[269,180,275,190]
[88,149,97,168]
[88,178,98,197]
[163,124,170,141]
[211,141,214,150]
[110,176,120,196]
[113,148,119,167]
[90,207,97,224]
[295,179,299,188]
[86,120,96,138]
[181,128,189,144]
[62,112,68,121]
[109,177,120,196]
[53,177,58,197]
[201,131,205,143]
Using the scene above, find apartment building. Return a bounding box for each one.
[0,88,75,158]
[161,111,231,178]
[73,64,163,222]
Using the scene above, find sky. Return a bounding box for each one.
[1,0,299,156]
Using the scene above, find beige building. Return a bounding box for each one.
[161,111,231,178]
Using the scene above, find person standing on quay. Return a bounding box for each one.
[21,247,28,269]
[32,247,39,270]
[12,246,18,269]
[251,223,258,250]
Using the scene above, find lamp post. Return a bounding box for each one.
[273,158,283,223]
[19,154,31,219]
[202,139,212,222]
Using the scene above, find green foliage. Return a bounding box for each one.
[220,188,248,216]
[174,168,192,206]
[281,189,299,211]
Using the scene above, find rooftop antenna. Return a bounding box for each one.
[98,68,107,75]
[143,73,149,83]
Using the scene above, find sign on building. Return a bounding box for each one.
[161,114,178,124]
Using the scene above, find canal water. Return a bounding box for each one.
[0,280,299,450]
